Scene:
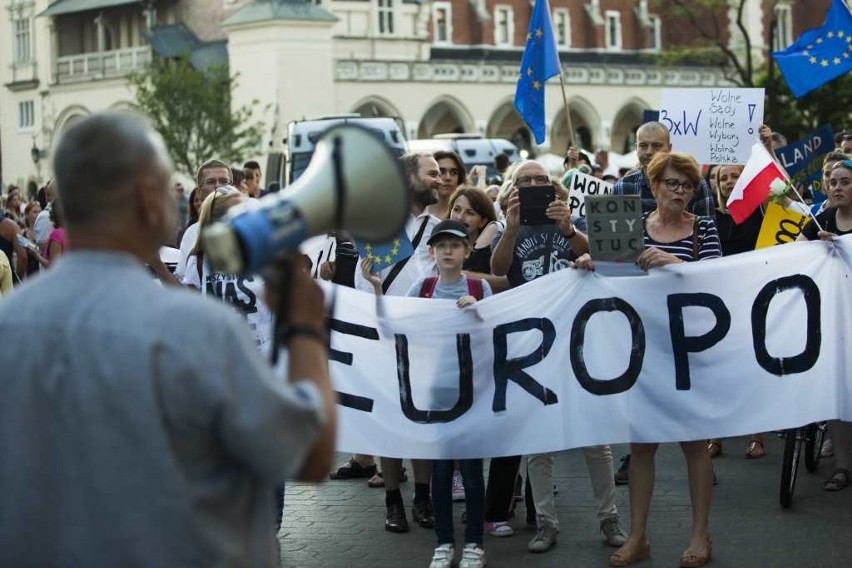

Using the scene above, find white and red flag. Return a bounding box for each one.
[726,143,786,224]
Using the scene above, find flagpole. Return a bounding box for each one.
[775,160,825,232]
[558,72,576,149]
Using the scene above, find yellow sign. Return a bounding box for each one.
[755,202,809,249]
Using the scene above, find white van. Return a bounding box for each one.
[407,134,518,181]
[267,114,407,187]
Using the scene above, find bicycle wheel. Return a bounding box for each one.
[780,427,803,508]
[804,422,826,474]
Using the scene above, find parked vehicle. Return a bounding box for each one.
[407,134,519,182]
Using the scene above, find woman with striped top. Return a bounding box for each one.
[574,151,720,568]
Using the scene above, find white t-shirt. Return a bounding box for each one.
[33,204,53,246]
[183,255,272,355]
[174,222,200,282]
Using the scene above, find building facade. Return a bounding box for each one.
[0,0,828,192]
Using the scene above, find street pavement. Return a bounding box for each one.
[278,435,852,567]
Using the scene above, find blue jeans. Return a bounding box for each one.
[431,459,484,546]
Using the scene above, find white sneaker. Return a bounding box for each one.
[429,544,455,568]
[600,517,627,547]
[452,471,465,501]
[821,438,834,458]
[459,543,486,568]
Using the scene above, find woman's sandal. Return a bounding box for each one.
[329,458,377,480]
[707,440,722,458]
[679,538,712,568]
[823,468,852,491]
[745,438,765,459]
[366,467,409,488]
[608,541,651,567]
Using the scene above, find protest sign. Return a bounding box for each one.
[319,236,852,459]
[586,195,643,267]
[568,171,613,218]
[775,125,834,177]
[755,202,809,249]
[659,88,765,165]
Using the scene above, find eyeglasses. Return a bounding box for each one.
[440,167,460,178]
[201,177,232,189]
[516,174,550,185]
[661,178,696,192]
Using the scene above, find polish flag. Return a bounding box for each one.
[726,142,786,224]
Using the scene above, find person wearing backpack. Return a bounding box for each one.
[362,219,492,568]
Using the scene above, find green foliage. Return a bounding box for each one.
[759,67,852,141]
[129,56,266,176]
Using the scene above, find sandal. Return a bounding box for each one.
[745,438,765,459]
[680,542,712,568]
[366,467,408,488]
[329,458,377,480]
[823,468,852,492]
[608,541,651,567]
[707,440,722,458]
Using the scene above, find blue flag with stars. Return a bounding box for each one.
[514,0,561,144]
[355,232,414,273]
[773,0,852,98]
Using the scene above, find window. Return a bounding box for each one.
[494,6,514,47]
[553,9,571,48]
[432,2,452,44]
[13,18,32,64]
[18,101,35,131]
[377,0,395,36]
[773,4,793,51]
[605,10,622,50]
[649,15,661,51]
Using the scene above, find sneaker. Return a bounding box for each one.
[614,454,630,485]
[412,499,435,528]
[821,438,834,458]
[485,521,514,537]
[600,517,627,547]
[384,502,409,533]
[452,471,466,502]
[459,543,486,568]
[527,516,558,553]
[428,544,455,568]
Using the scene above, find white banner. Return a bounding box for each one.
[659,87,765,165]
[568,171,613,218]
[324,237,852,459]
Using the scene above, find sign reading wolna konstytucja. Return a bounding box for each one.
[585,195,643,275]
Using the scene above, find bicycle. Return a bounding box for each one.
[778,421,827,508]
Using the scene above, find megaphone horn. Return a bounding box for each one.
[203,124,410,274]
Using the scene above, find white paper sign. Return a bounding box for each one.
[317,236,852,459]
[568,171,613,218]
[659,88,765,165]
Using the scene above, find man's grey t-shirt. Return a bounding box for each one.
[0,251,323,567]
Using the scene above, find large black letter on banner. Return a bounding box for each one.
[570,298,645,395]
[492,318,558,412]
[751,275,821,375]
[394,333,474,423]
[667,293,731,390]
[328,319,377,412]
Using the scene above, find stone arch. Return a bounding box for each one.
[54,104,91,135]
[417,95,475,138]
[108,100,135,112]
[351,95,402,119]
[486,98,533,156]
[611,98,650,154]
[550,96,602,156]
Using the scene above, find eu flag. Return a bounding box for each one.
[355,232,414,273]
[773,0,852,98]
[514,0,561,144]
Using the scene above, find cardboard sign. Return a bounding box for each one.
[586,195,643,272]
[755,202,809,249]
[659,88,765,165]
[568,171,614,218]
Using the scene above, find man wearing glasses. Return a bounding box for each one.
[614,121,713,216]
[173,159,232,283]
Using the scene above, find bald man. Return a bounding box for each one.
[0,112,336,567]
[613,121,713,216]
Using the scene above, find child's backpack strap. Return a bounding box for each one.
[466,277,484,300]
[419,276,439,298]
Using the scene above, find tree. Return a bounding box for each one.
[130,55,266,176]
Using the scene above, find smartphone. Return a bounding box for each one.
[518,184,556,225]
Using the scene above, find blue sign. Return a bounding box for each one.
[775,125,834,177]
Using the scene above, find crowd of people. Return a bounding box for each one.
[0,111,850,568]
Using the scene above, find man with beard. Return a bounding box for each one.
[353,152,442,533]
[613,121,713,216]
[428,150,466,218]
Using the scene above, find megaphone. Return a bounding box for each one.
[203,124,410,274]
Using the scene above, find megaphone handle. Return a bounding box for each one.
[331,135,346,230]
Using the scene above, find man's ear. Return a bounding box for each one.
[134,174,163,229]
